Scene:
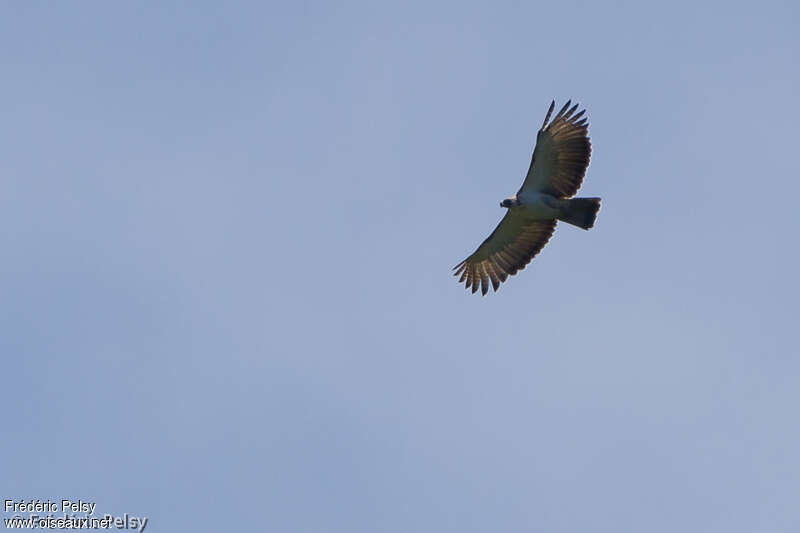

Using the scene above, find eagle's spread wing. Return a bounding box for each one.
[453,213,557,295]
[519,100,591,198]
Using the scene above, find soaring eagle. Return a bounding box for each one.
[454,100,601,295]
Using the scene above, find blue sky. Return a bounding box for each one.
[1,1,798,531]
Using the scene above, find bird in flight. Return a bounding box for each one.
[454,100,601,295]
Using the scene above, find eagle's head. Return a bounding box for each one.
[500,198,516,208]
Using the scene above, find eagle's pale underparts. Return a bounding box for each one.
[454,100,601,295]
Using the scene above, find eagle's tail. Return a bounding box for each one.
[558,197,601,230]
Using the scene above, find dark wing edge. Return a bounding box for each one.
[522,99,592,198]
[453,216,557,296]
[541,99,555,130]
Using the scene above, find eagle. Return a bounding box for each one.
[453,100,601,295]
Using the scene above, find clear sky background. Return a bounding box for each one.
[2,1,798,531]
